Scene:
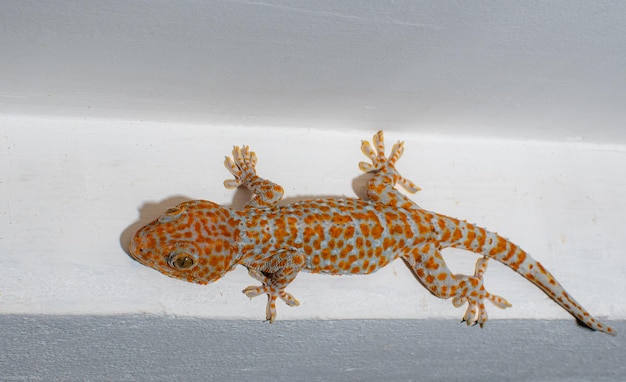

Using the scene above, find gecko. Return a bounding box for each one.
[129,131,615,335]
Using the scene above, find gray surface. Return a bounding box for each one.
[1,316,624,381]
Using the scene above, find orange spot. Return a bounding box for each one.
[321,249,331,260]
[356,237,364,249]
[385,212,398,222]
[328,240,336,250]
[418,223,429,235]
[439,229,451,243]
[391,225,403,235]
[329,226,342,239]
[502,244,517,262]
[311,256,320,266]
[194,221,203,235]
[383,237,391,248]
[313,239,321,250]
[437,219,446,231]
[340,244,353,257]
[425,256,439,270]
[510,252,527,270]
[303,227,314,242]
[377,256,388,267]
[314,224,325,241]
[344,226,355,239]
[451,228,462,242]
[371,225,384,239]
[464,228,476,247]
[360,224,370,237]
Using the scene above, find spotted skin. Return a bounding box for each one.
[129,131,615,335]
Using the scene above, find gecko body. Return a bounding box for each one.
[129,131,615,335]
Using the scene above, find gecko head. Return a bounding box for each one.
[129,201,238,285]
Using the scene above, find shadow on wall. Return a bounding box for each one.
[119,195,193,258]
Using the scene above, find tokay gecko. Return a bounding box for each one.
[129,131,615,335]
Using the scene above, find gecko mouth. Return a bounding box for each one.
[128,236,139,258]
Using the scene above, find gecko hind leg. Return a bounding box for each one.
[452,257,512,327]
[402,246,511,329]
[358,131,422,209]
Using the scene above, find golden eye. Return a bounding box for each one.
[173,255,194,269]
[167,250,196,270]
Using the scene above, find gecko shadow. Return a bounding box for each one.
[119,195,193,258]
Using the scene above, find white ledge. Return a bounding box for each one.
[1,118,624,323]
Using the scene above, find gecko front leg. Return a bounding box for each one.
[224,146,297,321]
[224,145,284,208]
[359,130,422,210]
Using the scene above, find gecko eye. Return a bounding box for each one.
[167,249,197,270]
[158,205,187,223]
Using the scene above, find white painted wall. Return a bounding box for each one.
[0,1,624,322]
[1,118,624,321]
[2,1,626,143]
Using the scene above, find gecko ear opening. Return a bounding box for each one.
[167,248,198,270]
[158,204,187,223]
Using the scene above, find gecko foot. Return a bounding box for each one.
[243,269,300,323]
[223,145,259,189]
[223,145,284,207]
[451,257,512,328]
[358,130,421,194]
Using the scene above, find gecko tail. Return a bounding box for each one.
[486,233,615,335]
[442,217,616,335]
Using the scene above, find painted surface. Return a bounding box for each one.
[1,317,624,381]
[1,1,626,143]
[0,119,624,321]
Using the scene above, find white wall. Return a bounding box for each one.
[2,1,626,143]
[1,119,624,321]
[1,1,624,322]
